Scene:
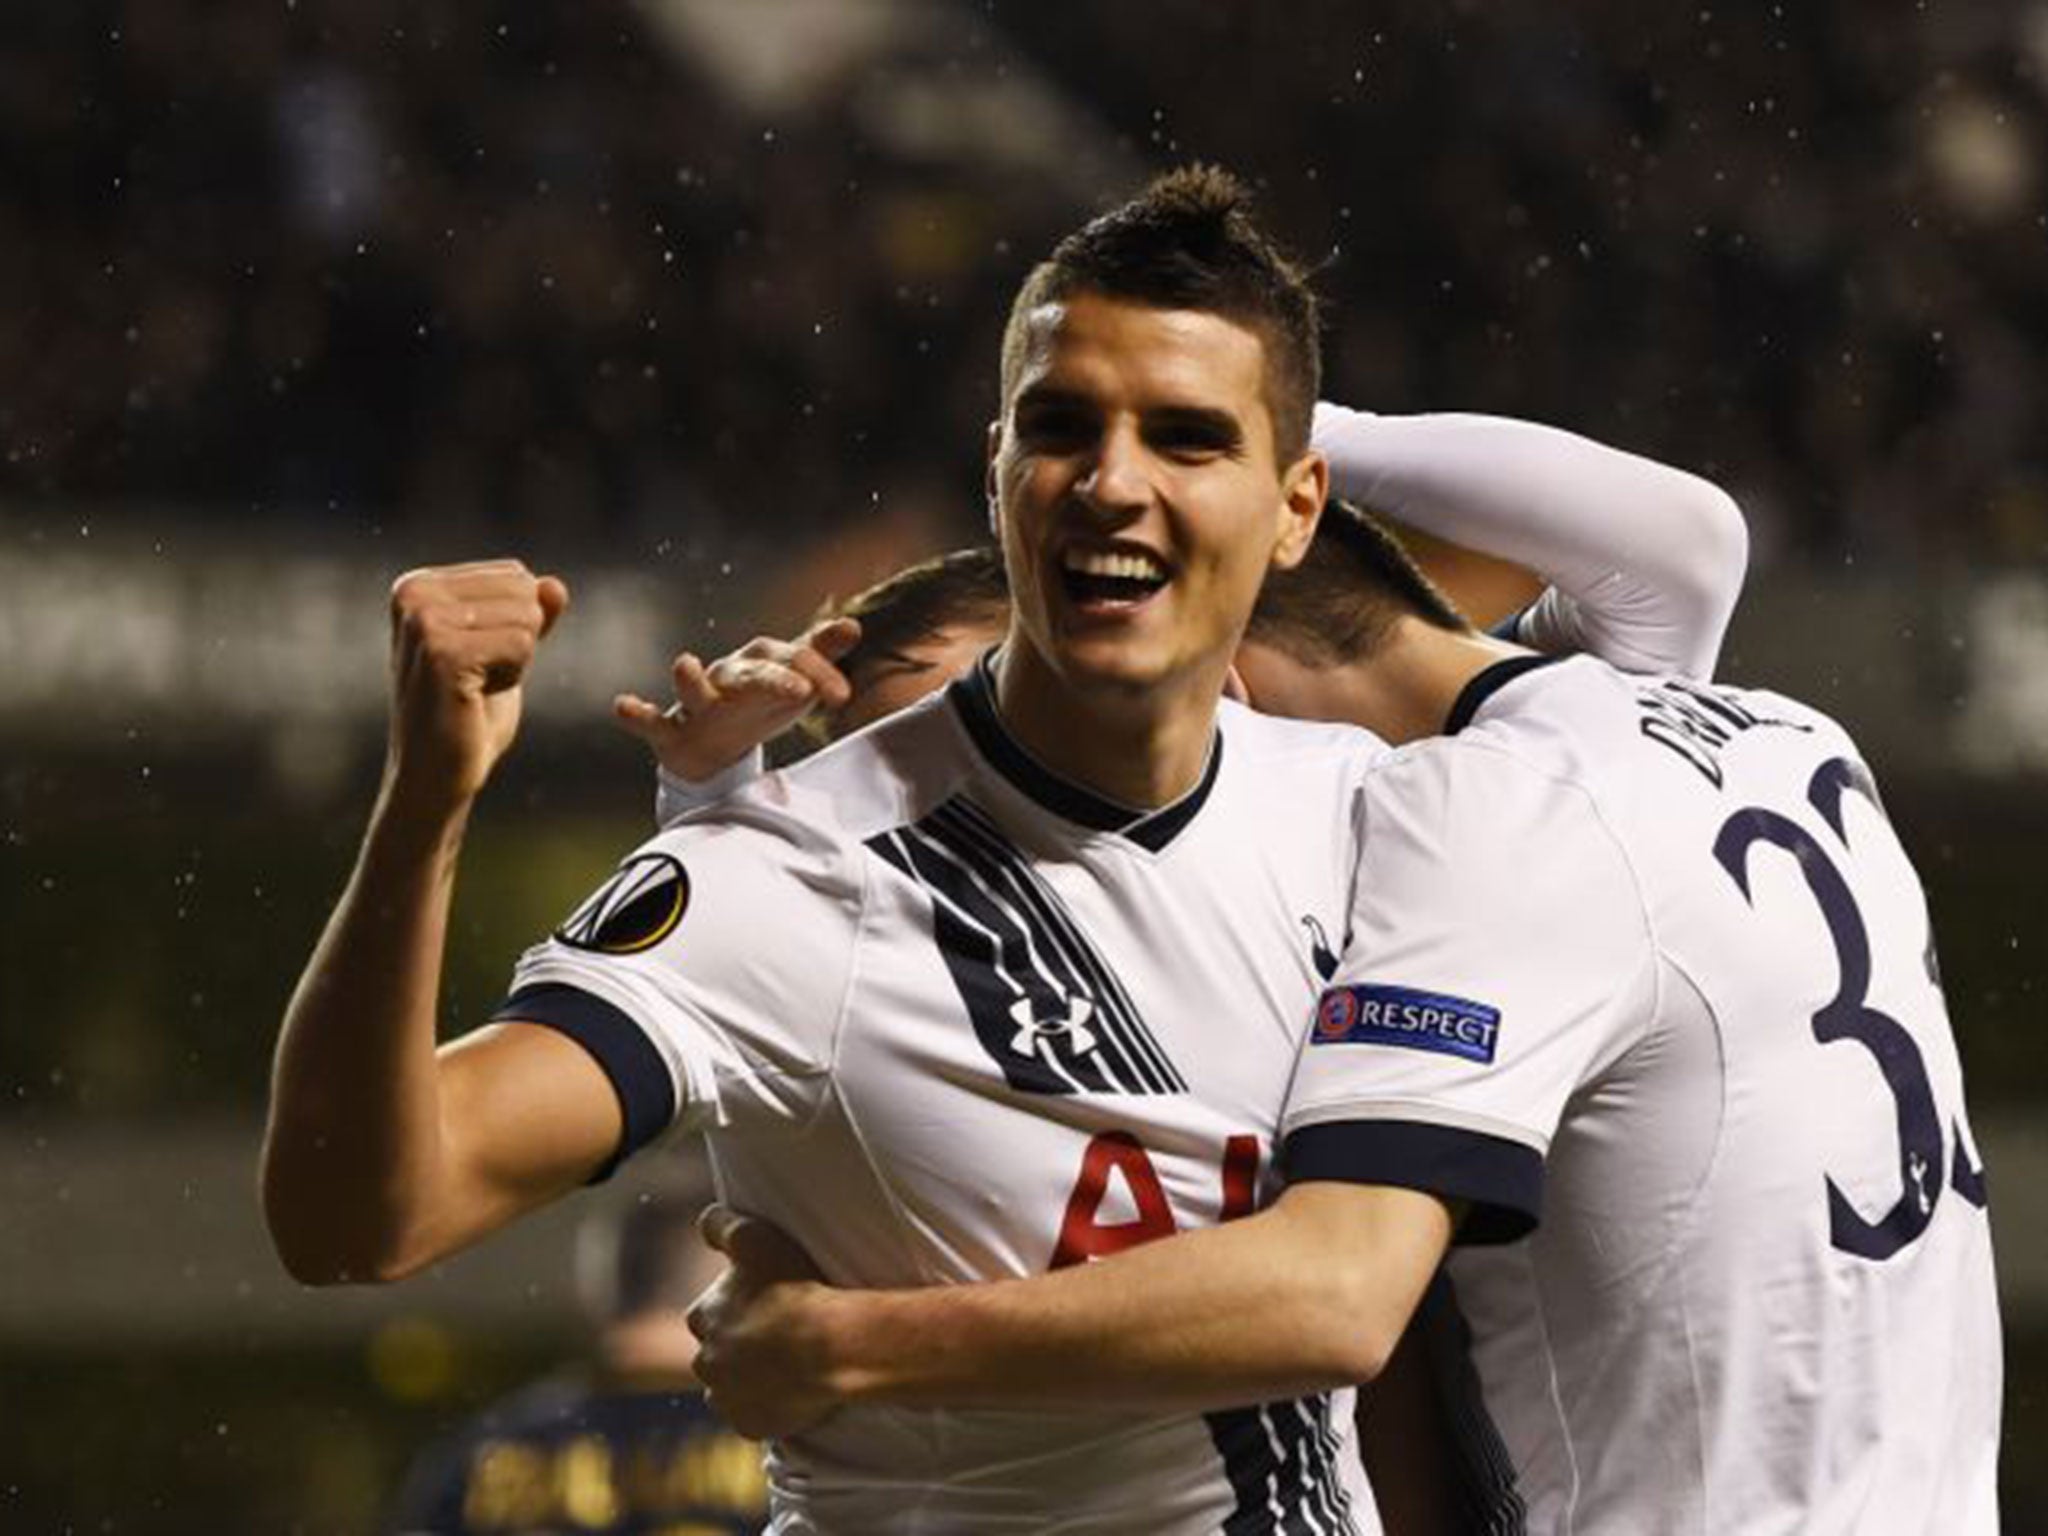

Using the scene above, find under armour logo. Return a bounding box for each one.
[1009,995,1099,1059]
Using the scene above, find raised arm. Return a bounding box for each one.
[261,561,623,1285]
[1314,403,1748,678]
[688,1181,1453,1436]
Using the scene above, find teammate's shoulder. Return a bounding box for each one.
[1363,662,1640,846]
[1360,731,1648,927]
[1524,656,1859,775]
[1439,654,1873,853]
[1367,723,1595,814]
[1385,654,1616,790]
[1451,651,1633,729]
[1708,678,1853,743]
[1466,651,1843,741]
[704,688,972,846]
[1219,696,1391,770]
[1444,653,1796,773]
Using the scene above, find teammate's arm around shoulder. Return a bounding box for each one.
[261,560,622,1285]
[690,1181,1456,1436]
[1313,402,1749,679]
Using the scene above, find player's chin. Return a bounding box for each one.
[1036,590,1201,689]
[1046,632,1185,694]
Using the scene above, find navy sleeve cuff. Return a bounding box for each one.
[493,982,678,1182]
[1281,1120,1543,1245]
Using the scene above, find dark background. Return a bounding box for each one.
[2,2,2044,1530]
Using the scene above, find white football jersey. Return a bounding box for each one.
[1284,654,2001,1534]
[505,658,1388,1535]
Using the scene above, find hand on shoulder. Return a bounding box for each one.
[614,615,860,783]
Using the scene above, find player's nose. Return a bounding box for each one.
[1071,420,1154,523]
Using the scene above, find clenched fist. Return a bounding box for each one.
[385,559,570,812]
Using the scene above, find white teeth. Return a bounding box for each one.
[1062,549,1166,582]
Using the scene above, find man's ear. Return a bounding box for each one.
[984,419,1004,537]
[1272,449,1329,570]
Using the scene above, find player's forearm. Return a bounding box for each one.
[261,778,474,1284]
[813,1186,1447,1415]
[1315,405,1748,677]
[824,1230,1372,1413]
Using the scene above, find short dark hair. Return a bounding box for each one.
[782,546,1011,756]
[1000,165,1321,459]
[1247,499,1469,665]
[828,546,1010,689]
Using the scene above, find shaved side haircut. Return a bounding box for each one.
[788,546,1011,755]
[1248,498,1470,666]
[1000,165,1322,459]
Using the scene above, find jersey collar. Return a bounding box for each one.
[1444,652,1570,735]
[947,652,1223,852]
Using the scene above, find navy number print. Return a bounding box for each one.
[1714,758,1986,1261]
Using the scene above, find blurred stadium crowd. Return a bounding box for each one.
[3,4,2046,1530]
[3,0,2044,568]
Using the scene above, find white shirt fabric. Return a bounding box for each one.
[1311,404,1748,681]
[505,660,1389,1535]
[1284,654,2002,1535]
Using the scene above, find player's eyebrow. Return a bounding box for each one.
[1144,404,1244,451]
[1012,387,1243,445]
[1011,383,1095,418]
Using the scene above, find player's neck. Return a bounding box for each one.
[992,641,1221,810]
[1327,620,1528,745]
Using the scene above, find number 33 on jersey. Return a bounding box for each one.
[1280,658,2000,1535]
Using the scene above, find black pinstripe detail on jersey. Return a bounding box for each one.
[867,797,1185,1096]
[1272,1397,1340,1534]
[936,797,1187,1092]
[1209,1404,1280,1533]
[911,803,1164,1094]
[1299,1393,1355,1531]
[870,826,1086,1095]
[1305,1393,1358,1532]
[1414,1273,1528,1534]
[1205,1395,1358,1534]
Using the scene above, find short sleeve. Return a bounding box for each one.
[1281,741,1653,1243]
[494,790,863,1169]
[654,747,766,831]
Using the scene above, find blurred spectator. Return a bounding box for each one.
[1,1,2039,569]
[384,1187,766,1535]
